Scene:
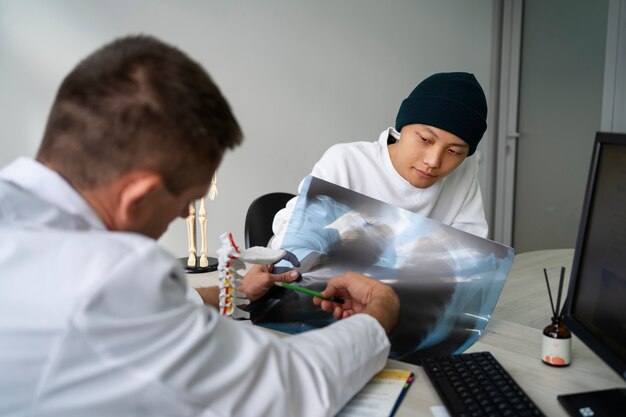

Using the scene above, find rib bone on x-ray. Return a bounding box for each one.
[247,176,515,365]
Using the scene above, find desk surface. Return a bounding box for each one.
[188,249,626,417]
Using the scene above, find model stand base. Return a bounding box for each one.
[178,257,218,273]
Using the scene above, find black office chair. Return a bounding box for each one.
[244,192,296,248]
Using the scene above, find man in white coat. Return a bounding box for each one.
[0,35,399,417]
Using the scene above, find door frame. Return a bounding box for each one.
[490,0,523,246]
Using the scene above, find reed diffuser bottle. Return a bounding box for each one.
[541,267,571,366]
[542,316,571,366]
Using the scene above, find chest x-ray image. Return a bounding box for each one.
[248,176,515,364]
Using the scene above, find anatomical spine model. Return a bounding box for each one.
[216,233,299,320]
[216,232,250,320]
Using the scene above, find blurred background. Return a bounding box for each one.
[1,0,623,257]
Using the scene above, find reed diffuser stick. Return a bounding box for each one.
[543,268,557,318]
[555,266,566,318]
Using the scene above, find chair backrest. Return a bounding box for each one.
[244,192,296,248]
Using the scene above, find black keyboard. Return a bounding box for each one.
[421,351,545,417]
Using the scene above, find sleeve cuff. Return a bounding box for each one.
[186,286,204,305]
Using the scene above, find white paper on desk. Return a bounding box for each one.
[430,405,451,417]
[337,369,411,417]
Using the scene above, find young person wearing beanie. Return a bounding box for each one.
[270,72,489,252]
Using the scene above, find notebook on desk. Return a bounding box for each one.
[337,369,414,417]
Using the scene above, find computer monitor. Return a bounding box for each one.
[558,132,626,416]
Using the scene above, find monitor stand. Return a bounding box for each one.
[558,388,626,417]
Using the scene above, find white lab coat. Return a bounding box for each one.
[271,128,488,250]
[0,158,390,417]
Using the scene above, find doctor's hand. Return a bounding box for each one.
[313,272,399,335]
[238,264,299,302]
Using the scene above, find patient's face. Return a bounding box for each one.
[389,124,468,189]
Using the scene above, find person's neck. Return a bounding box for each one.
[38,158,120,230]
[387,141,399,171]
[81,184,121,231]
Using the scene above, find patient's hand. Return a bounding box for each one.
[238,264,299,302]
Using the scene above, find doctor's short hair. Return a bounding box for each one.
[37,35,242,194]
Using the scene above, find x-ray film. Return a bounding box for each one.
[248,176,515,364]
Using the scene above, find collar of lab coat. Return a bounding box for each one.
[0,157,106,230]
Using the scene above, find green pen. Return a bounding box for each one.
[275,282,345,304]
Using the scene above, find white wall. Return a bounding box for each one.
[602,0,626,133]
[0,0,493,257]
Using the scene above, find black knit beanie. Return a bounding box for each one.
[395,72,487,156]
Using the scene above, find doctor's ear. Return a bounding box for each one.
[116,172,163,228]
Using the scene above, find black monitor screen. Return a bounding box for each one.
[564,132,626,381]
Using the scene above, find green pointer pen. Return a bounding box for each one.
[275,282,345,304]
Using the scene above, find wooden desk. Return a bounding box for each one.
[188,249,626,417]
